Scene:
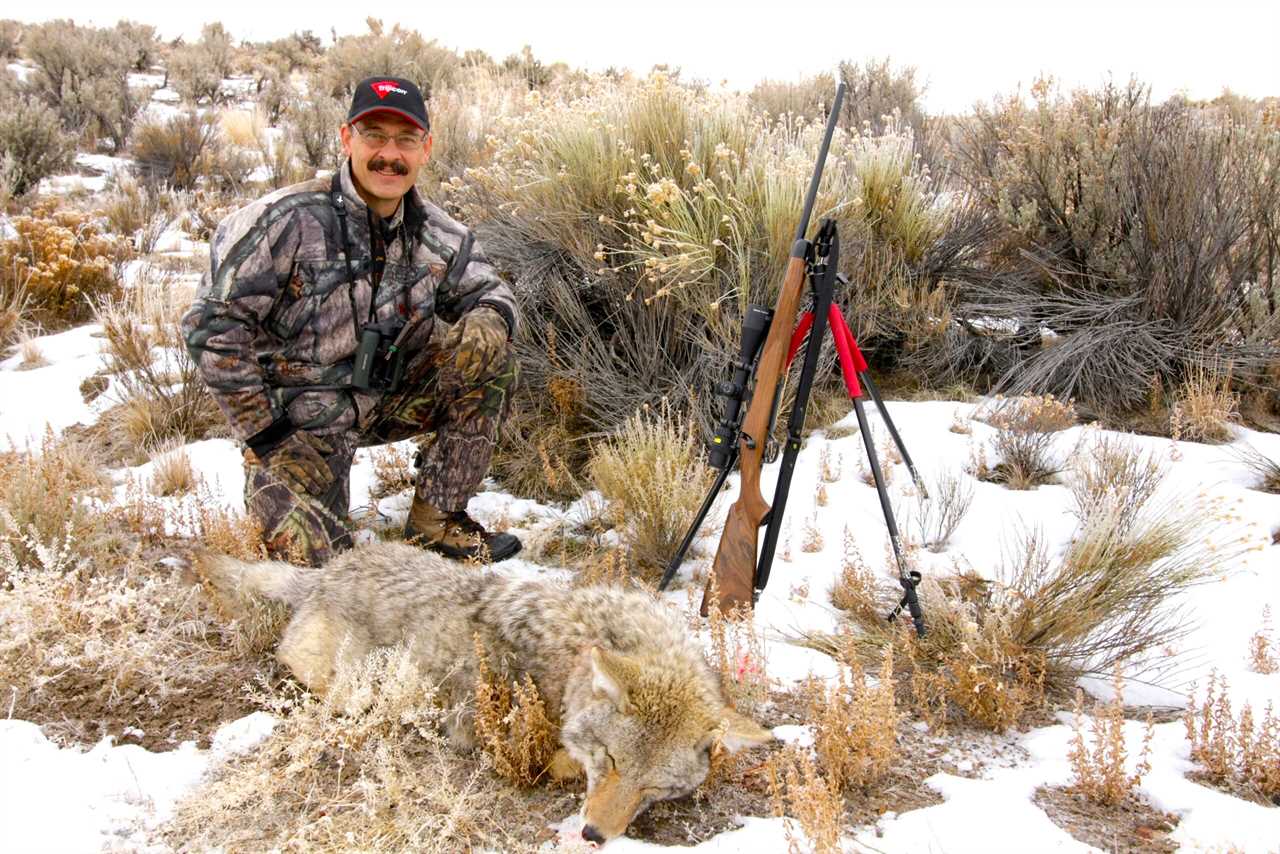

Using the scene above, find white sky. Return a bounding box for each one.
[10,1,1279,113]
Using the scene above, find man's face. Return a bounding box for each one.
[340,112,433,208]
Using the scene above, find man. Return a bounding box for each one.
[182,76,521,566]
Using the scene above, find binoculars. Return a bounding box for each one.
[352,317,407,392]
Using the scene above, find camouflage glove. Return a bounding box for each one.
[460,306,511,349]
[258,430,334,496]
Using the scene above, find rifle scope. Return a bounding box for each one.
[708,304,773,469]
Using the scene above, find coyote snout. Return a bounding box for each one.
[198,541,772,843]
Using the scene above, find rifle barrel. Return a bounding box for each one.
[793,81,847,244]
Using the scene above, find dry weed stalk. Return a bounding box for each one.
[818,445,842,483]
[1248,606,1278,675]
[1068,433,1165,527]
[800,514,825,553]
[949,412,972,434]
[705,581,769,715]
[473,635,559,787]
[1068,666,1154,806]
[1185,671,1280,803]
[815,482,828,507]
[975,394,1077,490]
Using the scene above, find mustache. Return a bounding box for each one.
[367,156,409,176]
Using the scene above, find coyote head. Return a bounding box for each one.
[561,647,772,844]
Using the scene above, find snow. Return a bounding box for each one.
[2,319,1279,851]
[0,714,276,854]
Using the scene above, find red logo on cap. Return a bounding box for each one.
[371,80,408,99]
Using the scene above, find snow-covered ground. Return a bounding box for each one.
[1,317,1278,852]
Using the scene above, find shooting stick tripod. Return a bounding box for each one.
[658,219,928,637]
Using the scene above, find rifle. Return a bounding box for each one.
[657,83,928,636]
[696,83,844,615]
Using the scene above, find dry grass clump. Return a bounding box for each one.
[1068,666,1154,806]
[587,403,713,578]
[97,173,173,254]
[978,394,1076,490]
[1171,364,1238,443]
[1185,672,1280,804]
[167,645,558,853]
[130,110,221,190]
[1233,443,1280,494]
[473,635,559,787]
[825,470,1226,731]
[0,202,126,329]
[148,441,197,497]
[368,442,418,501]
[16,334,48,370]
[1248,606,1278,676]
[905,468,974,551]
[95,282,222,459]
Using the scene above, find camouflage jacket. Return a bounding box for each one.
[181,161,519,443]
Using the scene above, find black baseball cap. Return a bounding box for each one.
[347,76,430,132]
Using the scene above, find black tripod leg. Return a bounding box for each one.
[851,395,926,637]
[860,372,928,499]
[658,455,735,592]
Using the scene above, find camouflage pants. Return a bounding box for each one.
[244,316,515,566]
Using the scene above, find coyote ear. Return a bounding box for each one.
[589,647,630,710]
[718,707,774,753]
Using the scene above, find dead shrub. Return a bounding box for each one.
[765,747,844,854]
[1068,433,1165,526]
[368,442,417,501]
[1248,606,1278,675]
[131,110,220,190]
[905,468,973,551]
[98,173,172,253]
[829,527,877,620]
[472,635,559,787]
[0,430,109,575]
[166,644,538,853]
[705,581,769,715]
[800,514,824,553]
[587,402,714,579]
[1172,363,1238,443]
[1068,666,1154,806]
[0,202,125,329]
[826,474,1228,730]
[807,648,899,792]
[978,395,1075,489]
[1185,672,1280,804]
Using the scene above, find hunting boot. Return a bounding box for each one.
[403,496,521,562]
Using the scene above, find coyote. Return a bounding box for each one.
[200,541,772,844]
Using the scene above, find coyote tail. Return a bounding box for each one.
[195,550,311,616]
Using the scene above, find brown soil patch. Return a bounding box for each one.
[1034,786,1179,853]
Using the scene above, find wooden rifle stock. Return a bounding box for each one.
[700,251,810,615]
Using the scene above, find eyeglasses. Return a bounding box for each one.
[350,124,427,151]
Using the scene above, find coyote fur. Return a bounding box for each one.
[199,541,772,843]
